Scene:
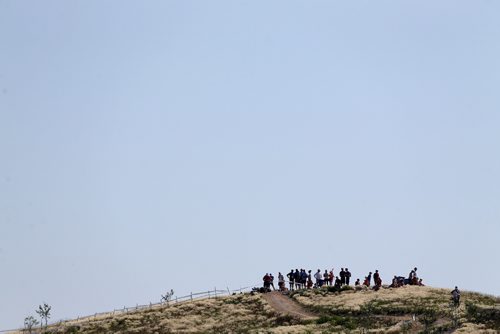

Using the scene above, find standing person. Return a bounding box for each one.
[408,267,417,285]
[294,269,301,290]
[323,270,330,286]
[278,272,285,291]
[300,269,308,289]
[263,273,271,290]
[373,270,382,287]
[340,268,346,285]
[345,268,352,285]
[287,269,295,291]
[329,269,334,286]
[314,269,323,287]
[367,272,373,286]
[269,273,276,291]
[412,268,419,285]
[451,286,461,307]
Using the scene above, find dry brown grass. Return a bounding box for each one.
[15,293,295,334]
[8,286,498,333]
[293,286,452,312]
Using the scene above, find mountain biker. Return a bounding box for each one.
[451,286,461,306]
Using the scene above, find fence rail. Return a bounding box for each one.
[0,284,260,333]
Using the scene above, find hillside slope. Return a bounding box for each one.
[13,286,499,333]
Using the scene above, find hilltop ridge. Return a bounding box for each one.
[11,285,500,333]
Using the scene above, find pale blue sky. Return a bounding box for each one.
[1,0,500,329]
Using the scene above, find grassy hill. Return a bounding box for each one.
[15,286,499,333]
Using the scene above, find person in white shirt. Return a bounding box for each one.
[314,269,323,287]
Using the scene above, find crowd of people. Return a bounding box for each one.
[262,266,426,293]
[261,267,463,308]
[388,267,425,288]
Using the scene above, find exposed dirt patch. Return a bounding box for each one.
[262,292,318,320]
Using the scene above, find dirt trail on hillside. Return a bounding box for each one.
[262,292,317,320]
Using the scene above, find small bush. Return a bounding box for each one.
[420,308,438,331]
[64,325,81,334]
[274,314,299,326]
[109,318,127,331]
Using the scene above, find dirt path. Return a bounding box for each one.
[262,292,318,320]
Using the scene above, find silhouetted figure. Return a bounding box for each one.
[300,269,308,289]
[345,268,351,285]
[363,276,369,286]
[355,278,361,286]
[287,269,295,291]
[373,270,382,290]
[323,270,329,286]
[263,273,271,291]
[269,273,275,291]
[340,268,346,285]
[307,275,313,289]
[408,267,418,285]
[451,286,461,307]
[367,272,372,286]
[294,269,301,290]
[335,277,342,289]
[390,275,401,288]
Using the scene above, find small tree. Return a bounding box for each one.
[161,289,175,305]
[24,315,39,334]
[36,303,51,330]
